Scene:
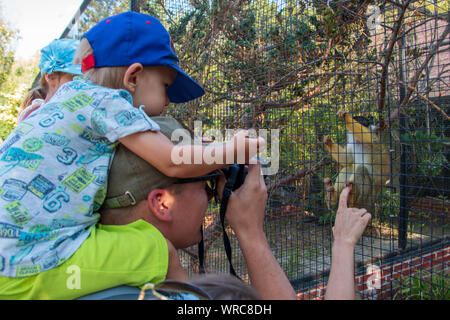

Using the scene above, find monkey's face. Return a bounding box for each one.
[352,116,381,143]
[352,116,374,128]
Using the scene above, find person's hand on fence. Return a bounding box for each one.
[333,183,372,247]
[325,183,372,300]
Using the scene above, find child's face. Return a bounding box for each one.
[134,66,177,116]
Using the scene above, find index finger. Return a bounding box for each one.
[247,161,261,177]
[338,184,352,211]
[251,160,266,186]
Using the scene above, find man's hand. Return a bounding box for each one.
[220,163,297,299]
[224,162,267,240]
[332,183,372,247]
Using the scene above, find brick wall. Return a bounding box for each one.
[410,197,450,225]
[296,244,449,300]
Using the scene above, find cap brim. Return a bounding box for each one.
[167,65,205,103]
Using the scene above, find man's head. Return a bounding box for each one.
[74,12,204,115]
[101,117,217,249]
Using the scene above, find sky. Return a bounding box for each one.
[1,0,84,60]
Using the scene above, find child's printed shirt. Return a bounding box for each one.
[0,79,160,277]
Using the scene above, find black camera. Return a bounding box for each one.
[221,164,248,192]
[200,163,265,278]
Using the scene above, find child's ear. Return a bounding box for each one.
[44,72,59,84]
[123,63,144,93]
[44,73,51,83]
[146,189,173,222]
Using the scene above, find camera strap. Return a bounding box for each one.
[197,166,240,278]
[219,186,239,278]
[197,194,237,277]
[198,225,205,274]
[218,165,242,278]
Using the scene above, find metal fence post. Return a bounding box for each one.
[130,0,141,12]
[398,24,410,251]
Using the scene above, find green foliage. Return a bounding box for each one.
[0,11,16,88]
[419,0,450,14]
[394,270,450,300]
[0,9,19,141]
[379,188,400,219]
[401,130,449,151]
[76,0,129,35]
[0,57,39,141]
[0,105,17,141]
[401,130,450,177]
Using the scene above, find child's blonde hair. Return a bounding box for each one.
[74,38,128,89]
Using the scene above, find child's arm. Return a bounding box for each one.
[119,130,265,178]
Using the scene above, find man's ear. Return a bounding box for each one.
[123,63,144,93]
[146,189,173,222]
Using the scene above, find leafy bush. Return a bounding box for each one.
[394,270,450,300]
[401,130,450,177]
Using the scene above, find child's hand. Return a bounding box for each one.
[230,130,266,164]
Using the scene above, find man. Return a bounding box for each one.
[99,116,298,300]
[0,117,369,300]
[0,116,293,300]
[99,117,370,300]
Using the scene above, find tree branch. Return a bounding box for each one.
[388,20,450,124]
[397,80,450,121]
[378,0,412,118]
[267,158,332,192]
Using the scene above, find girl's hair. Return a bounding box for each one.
[74,38,127,89]
[19,70,73,112]
[19,77,47,112]
[189,273,260,300]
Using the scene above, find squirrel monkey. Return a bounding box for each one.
[323,111,391,212]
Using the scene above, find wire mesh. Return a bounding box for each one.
[62,0,449,300]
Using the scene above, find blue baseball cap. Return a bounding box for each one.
[39,39,83,76]
[82,12,205,103]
